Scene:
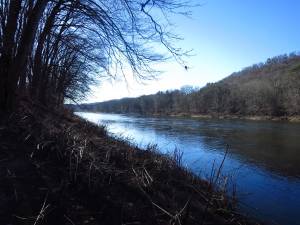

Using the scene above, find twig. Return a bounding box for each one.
[33,193,50,225]
[152,201,174,218]
[143,167,153,182]
[178,199,190,216]
[64,214,75,225]
[214,145,229,186]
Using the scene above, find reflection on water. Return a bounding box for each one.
[77,112,300,225]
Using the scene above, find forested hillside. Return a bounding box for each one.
[74,53,300,117]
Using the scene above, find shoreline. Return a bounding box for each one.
[77,110,300,123]
[168,113,300,122]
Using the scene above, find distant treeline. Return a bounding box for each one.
[73,53,300,117]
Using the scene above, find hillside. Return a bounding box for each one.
[70,53,300,118]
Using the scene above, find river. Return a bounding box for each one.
[77,112,300,225]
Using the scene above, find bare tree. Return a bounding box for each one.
[0,0,191,112]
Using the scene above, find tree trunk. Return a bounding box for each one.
[31,0,63,99]
[6,0,48,111]
[0,0,22,111]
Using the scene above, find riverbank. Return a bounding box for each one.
[0,101,259,225]
[158,113,300,123]
[72,107,300,123]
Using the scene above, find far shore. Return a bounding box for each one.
[77,110,300,123]
[167,113,300,122]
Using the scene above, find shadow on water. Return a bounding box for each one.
[76,112,300,225]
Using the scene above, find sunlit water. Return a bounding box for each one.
[76,112,300,225]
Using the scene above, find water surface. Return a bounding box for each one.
[77,112,300,225]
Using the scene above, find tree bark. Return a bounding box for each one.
[31,0,63,99]
[0,0,22,111]
[6,0,48,111]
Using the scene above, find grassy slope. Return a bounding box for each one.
[0,100,259,225]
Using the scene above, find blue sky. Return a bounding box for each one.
[86,0,300,103]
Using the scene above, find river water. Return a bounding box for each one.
[77,112,300,225]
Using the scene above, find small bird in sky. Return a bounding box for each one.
[184,65,188,71]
